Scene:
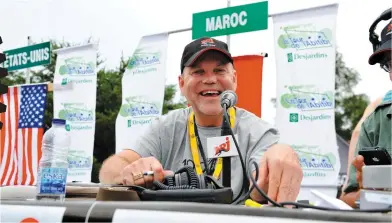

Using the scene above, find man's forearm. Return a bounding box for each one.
[99,150,142,184]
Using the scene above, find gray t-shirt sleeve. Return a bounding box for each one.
[246,122,280,171]
[128,117,162,162]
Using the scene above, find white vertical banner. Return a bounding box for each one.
[273,5,340,190]
[115,34,168,153]
[53,44,97,182]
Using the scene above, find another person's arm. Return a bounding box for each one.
[340,122,373,207]
[344,97,382,188]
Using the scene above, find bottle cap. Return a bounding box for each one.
[52,118,66,125]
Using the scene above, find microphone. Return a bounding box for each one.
[220,90,237,109]
[220,90,236,136]
[220,90,237,188]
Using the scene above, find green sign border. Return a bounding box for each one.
[192,1,269,39]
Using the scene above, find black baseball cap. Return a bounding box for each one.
[369,20,392,65]
[180,37,233,73]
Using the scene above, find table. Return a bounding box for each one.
[1,200,391,222]
[1,185,391,222]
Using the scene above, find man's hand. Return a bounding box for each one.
[251,144,303,203]
[121,157,173,188]
[352,155,365,189]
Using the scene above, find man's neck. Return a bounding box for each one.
[194,111,223,127]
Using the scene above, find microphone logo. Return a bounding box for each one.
[214,136,231,156]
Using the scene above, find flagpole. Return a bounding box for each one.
[25,36,32,84]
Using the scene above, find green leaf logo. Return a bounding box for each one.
[59,65,68,75]
[280,93,295,108]
[120,104,130,117]
[58,109,68,119]
[277,35,288,49]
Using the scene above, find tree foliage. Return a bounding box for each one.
[334,51,369,140]
[4,39,187,182]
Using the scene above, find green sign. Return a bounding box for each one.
[192,1,268,39]
[1,41,51,71]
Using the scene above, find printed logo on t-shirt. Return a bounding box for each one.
[214,136,231,156]
[207,135,239,158]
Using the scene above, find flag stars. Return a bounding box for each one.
[18,84,47,129]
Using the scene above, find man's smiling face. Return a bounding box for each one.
[179,51,237,117]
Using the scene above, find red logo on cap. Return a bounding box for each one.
[201,38,214,44]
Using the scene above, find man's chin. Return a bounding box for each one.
[198,106,223,116]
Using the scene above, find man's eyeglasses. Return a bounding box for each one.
[381,60,391,73]
[381,52,391,73]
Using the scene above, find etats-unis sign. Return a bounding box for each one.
[0,41,51,71]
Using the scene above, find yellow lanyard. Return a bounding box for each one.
[188,107,236,179]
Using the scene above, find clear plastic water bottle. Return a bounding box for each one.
[36,118,70,202]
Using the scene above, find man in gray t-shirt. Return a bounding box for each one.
[99,37,303,204]
[130,106,279,199]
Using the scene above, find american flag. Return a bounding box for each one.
[0,84,48,186]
